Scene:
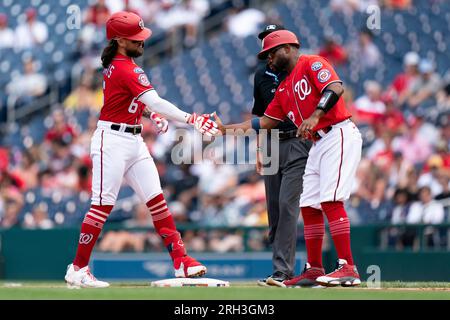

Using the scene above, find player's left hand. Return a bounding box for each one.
[297,114,320,139]
[150,112,169,134]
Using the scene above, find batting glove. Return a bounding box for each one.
[186,112,219,136]
[150,112,169,134]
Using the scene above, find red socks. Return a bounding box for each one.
[73,193,186,269]
[302,202,355,268]
[146,193,186,261]
[301,207,325,268]
[73,204,113,268]
[321,201,354,265]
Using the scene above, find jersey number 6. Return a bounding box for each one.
[128,97,139,114]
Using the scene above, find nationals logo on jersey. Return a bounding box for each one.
[138,73,150,86]
[294,77,312,100]
[317,69,331,83]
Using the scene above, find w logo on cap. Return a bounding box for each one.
[139,19,144,30]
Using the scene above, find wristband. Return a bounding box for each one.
[251,118,261,131]
[317,89,340,113]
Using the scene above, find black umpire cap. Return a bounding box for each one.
[258,24,285,40]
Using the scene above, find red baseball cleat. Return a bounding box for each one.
[316,259,361,287]
[174,255,207,278]
[267,263,325,288]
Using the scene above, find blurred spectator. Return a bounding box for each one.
[11,149,41,190]
[0,13,14,49]
[6,58,48,104]
[85,0,111,26]
[347,29,381,70]
[374,93,406,135]
[390,188,412,224]
[406,59,441,109]
[15,8,48,49]
[80,0,111,51]
[435,174,450,200]
[352,80,386,125]
[63,77,103,111]
[133,0,163,24]
[183,229,207,252]
[388,52,420,106]
[22,203,54,229]
[366,130,395,170]
[330,0,361,16]
[418,155,448,197]
[353,159,387,209]
[382,0,412,10]
[407,186,445,224]
[386,151,413,195]
[44,109,78,145]
[208,230,244,252]
[225,5,265,38]
[154,0,210,47]
[392,117,432,165]
[318,36,348,66]
[436,82,450,110]
[0,169,25,228]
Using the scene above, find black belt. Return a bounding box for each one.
[278,130,298,140]
[111,123,142,135]
[312,126,332,141]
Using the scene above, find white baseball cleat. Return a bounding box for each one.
[65,264,110,288]
[173,256,207,278]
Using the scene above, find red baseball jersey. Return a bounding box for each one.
[264,54,351,131]
[99,53,154,125]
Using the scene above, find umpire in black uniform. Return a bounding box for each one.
[253,25,312,286]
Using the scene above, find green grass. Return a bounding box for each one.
[0,282,449,300]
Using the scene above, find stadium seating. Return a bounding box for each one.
[1,0,449,226]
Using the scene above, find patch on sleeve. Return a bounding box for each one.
[311,61,323,71]
[138,73,150,86]
[134,67,145,73]
[317,69,331,83]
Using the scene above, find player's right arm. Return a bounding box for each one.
[138,91,218,136]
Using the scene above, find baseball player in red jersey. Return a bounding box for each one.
[215,30,362,287]
[64,11,218,288]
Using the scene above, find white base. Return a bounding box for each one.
[151,278,230,287]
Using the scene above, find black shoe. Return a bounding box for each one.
[257,271,289,287]
[257,275,272,287]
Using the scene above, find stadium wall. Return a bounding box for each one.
[0,227,449,281]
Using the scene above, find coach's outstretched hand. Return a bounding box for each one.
[186,112,219,136]
[213,112,225,135]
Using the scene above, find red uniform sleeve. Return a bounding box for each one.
[306,55,342,93]
[264,90,286,121]
[122,66,154,98]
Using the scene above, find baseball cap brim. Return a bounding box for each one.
[258,25,285,40]
[124,27,152,41]
[257,43,299,60]
[258,30,271,40]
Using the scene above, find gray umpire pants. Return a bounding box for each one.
[263,136,311,277]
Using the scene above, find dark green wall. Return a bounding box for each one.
[0,226,449,281]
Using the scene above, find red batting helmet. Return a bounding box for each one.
[258,30,300,59]
[106,11,152,41]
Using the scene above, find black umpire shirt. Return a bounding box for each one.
[251,61,297,131]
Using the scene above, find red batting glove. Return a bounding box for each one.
[150,112,169,134]
[186,112,219,136]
